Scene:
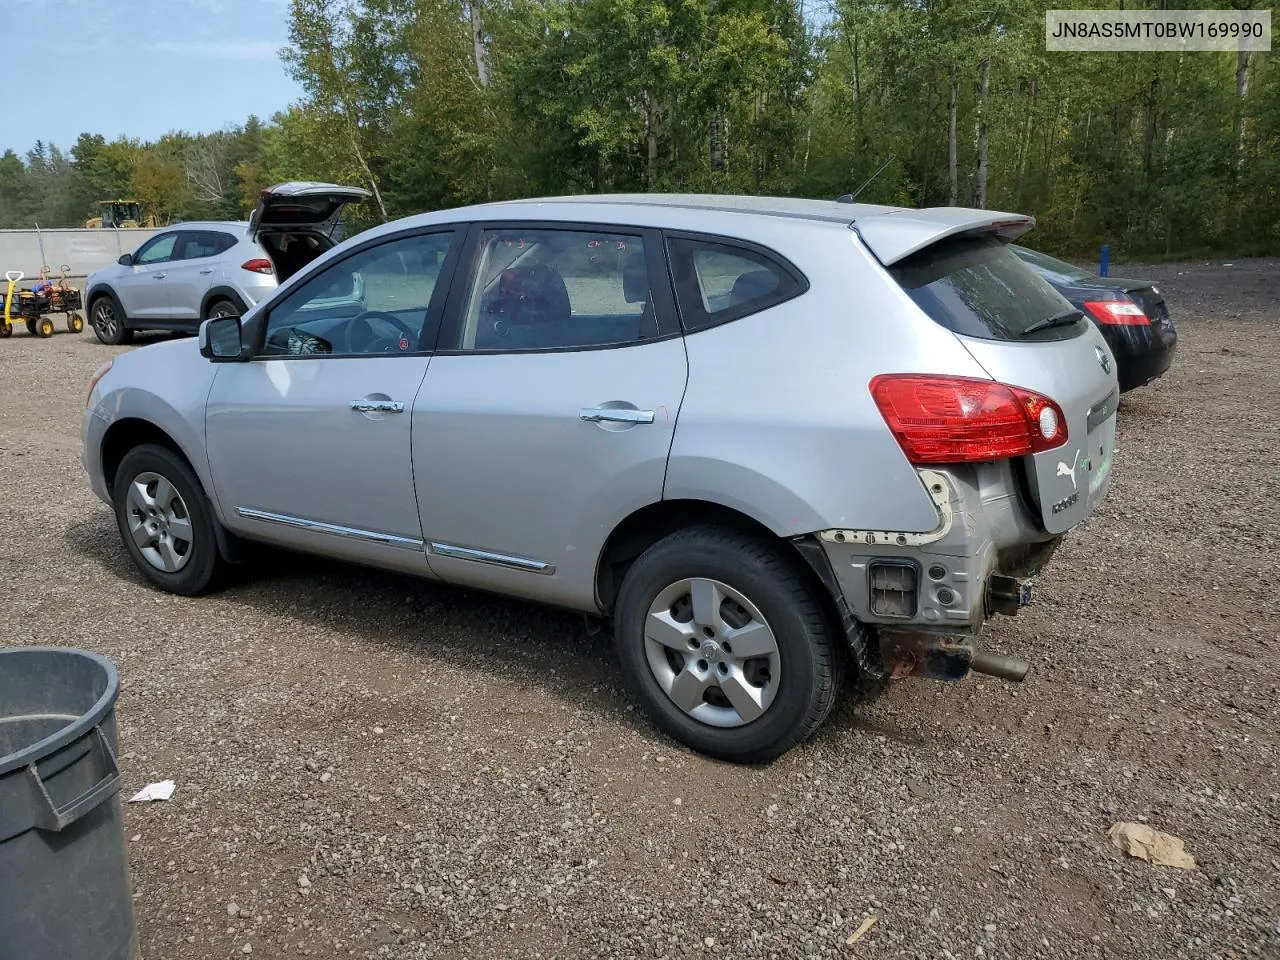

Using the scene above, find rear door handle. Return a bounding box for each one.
[199,268,214,275]
[579,407,655,424]
[152,273,166,280]
[350,399,404,414]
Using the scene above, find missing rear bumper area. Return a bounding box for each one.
[878,628,1030,683]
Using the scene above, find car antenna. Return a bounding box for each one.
[837,155,895,203]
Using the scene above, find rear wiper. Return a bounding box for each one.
[1021,309,1083,336]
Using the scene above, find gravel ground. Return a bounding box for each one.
[1,259,1277,960]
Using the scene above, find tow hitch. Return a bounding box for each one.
[878,628,1031,683]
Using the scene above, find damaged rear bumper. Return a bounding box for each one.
[802,462,1062,683]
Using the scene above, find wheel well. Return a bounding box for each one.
[100,419,193,493]
[202,290,247,319]
[596,499,815,615]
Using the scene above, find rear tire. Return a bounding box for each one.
[91,294,132,345]
[206,298,240,320]
[67,312,84,333]
[613,525,844,763]
[36,317,54,338]
[25,319,36,336]
[112,444,226,596]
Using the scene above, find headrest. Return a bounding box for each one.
[493,263,571,324]
[729,269,779,307]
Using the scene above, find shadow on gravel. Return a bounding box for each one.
[1116,393,1169,422]
[64,514,658,740]
[65,512,900,756]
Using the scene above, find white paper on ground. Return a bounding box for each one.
[128,780,176,803]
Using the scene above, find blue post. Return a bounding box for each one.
[1099,243,1110,277]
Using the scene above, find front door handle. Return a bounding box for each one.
[579,407,655,424]
[152,273,166,280]
[350,399,405,414]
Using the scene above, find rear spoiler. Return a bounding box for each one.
[851,207,1035,266]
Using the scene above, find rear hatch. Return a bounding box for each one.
[249,181,372,282]
[864,223,1118,535]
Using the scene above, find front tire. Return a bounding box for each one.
[613,525,844,763]
[112,444,226,596]
[91,294,133,345]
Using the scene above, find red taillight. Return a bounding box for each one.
[241,258,274,275]
[870,374,1068,465]
[1083,299,1149,325]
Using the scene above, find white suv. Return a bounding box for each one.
[83,222,274,344]
[84,184,370,345]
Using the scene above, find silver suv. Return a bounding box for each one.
[83,184,369,344]
[82,187,1118,762]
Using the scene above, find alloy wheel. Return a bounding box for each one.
[125,471,194,573]
[643,577,782,728]
[93,301,118,339]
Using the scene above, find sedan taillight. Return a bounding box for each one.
[1083,299,1150,325]
[870,374,1068,465]
[241,258,274,275]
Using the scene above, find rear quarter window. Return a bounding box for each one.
[891,235,1085,342]
[665,235,806,332]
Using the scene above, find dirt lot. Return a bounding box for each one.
[1,259,1277,960]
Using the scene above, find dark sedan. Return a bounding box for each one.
[1011,245,1177,392]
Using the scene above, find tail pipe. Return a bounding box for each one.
[969,651,1030,682]
[878,628,1031,683]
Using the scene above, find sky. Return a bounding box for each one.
[1,0,303,156]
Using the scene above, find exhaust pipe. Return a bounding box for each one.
[969,651,1030,682]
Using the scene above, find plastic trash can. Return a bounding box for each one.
[0,646,136,960]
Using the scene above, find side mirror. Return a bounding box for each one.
[198,315,245,361]
[117,253,134,266]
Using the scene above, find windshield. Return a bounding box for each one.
[890,235,1083,342]
[1009,245,1097,285]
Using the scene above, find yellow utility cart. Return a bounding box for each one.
[1,268,85,338]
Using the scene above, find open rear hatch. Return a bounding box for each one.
[858,207,1119,534]
[249,181,372,281]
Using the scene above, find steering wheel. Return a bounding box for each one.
[342,310,419,354]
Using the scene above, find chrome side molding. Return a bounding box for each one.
[427,541,555,575]
[236,507,424,551]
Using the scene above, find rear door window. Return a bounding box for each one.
[176,231,230,261]
[891,235,1084,342]
[451,227,666,352]
[665,236,805,332]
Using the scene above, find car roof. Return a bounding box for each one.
[365,195,1033,266]
[503,193,904,223]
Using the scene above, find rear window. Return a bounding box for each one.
[1009,244,1097,285]
[891,235,1084,342]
